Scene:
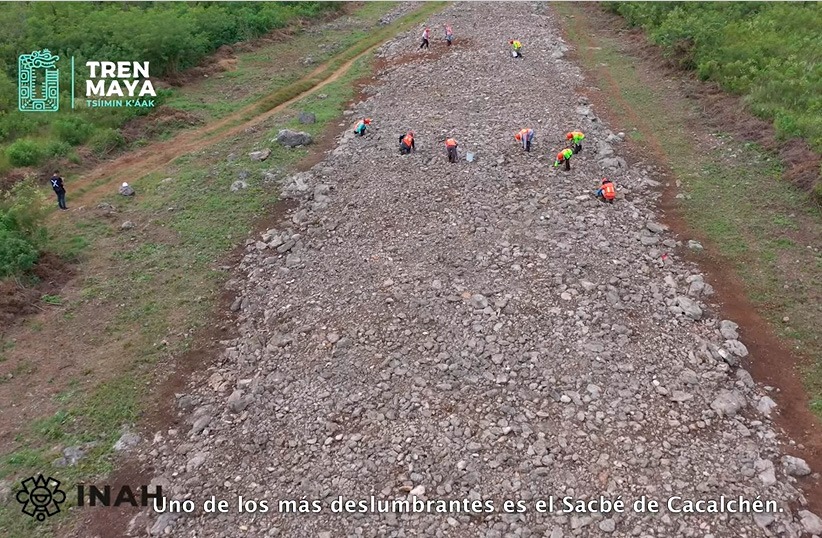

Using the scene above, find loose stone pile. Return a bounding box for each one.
[130,3,816,537]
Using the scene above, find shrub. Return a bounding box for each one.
[0,178,49,277]
[6,139,44,167]
[609,2,822,153]
[0,228,40,277]
[89,128,125,155]
[54,117,95,146]
[45,140,73,158]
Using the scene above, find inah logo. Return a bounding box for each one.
[18,49,60,112]
[16,474,67,521]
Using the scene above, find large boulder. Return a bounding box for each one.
[600,157,628,171]
[249,149,271,161]
[276,129,313,148]
[674,296,703,320]
[298,112,316,124]
[710,389,747,417]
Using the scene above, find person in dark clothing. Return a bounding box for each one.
[399,131,416,155]
[445,138,459,163]
[50,170,67,210]
[419,27,430,50]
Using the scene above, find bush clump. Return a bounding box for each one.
[605,2,822,152]
[6,139,44,167]
[0,179,49,278]
[54,117,95,146]
[45,140,73,158]
[89,128,126,156]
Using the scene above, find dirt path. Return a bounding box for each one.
[79,3,819,537]
[61,47,381,211]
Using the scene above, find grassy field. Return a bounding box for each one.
[601,2,822,158]
[0,2,452,535]
[555,4,822,410]
[0,2,344,174]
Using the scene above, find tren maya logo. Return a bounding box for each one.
[18,49,60,112]
[18,48,156,112]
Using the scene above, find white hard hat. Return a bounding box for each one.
[122,182,128,187]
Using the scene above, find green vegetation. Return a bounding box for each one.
[0,53,379,538]
[0,2,342,172]
[0,4,452,534]
[557,2,822,417]
[5,140,44,167]
[603,2,822,153]
[0,179,49,277]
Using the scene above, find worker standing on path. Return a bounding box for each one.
[515,128,535,152]
[445,138,459,163]
[444,25,454,46]
[596,177,617,203]
[50,170,67,210]
[554,148,573,171]
[567,130,585,154]
[353,118,371,137]
[420,27,431,49]
[509,40,523,58]
[399,131,416,155]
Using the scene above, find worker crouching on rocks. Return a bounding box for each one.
[354,118,371,137]
[596,178,616,204]
[509,40,523,58]
[567,130,585,154]
[515,128,535,152]
[554,148,573,171]
[445,138,459,162]
[399,131,416,155]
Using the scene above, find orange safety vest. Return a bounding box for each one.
[602,182,616,200]
[402,135,414,147]
[445,138,457,148]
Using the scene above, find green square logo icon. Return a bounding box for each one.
[19,49,60,112]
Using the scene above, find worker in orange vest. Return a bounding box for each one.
[554,148,573,171]
[445,137,459,162]
[566,130,585,154]
[354,118,371,137]
[399,131,416,155]
[514,128,535,152]
[596,177,616,203]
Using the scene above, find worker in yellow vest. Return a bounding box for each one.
[554,148,573,171]
[566,130,585,154]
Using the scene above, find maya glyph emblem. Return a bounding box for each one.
[19,49,60,112]
[16,474,67,521]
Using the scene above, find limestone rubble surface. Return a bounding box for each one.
[132,3,814,537]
